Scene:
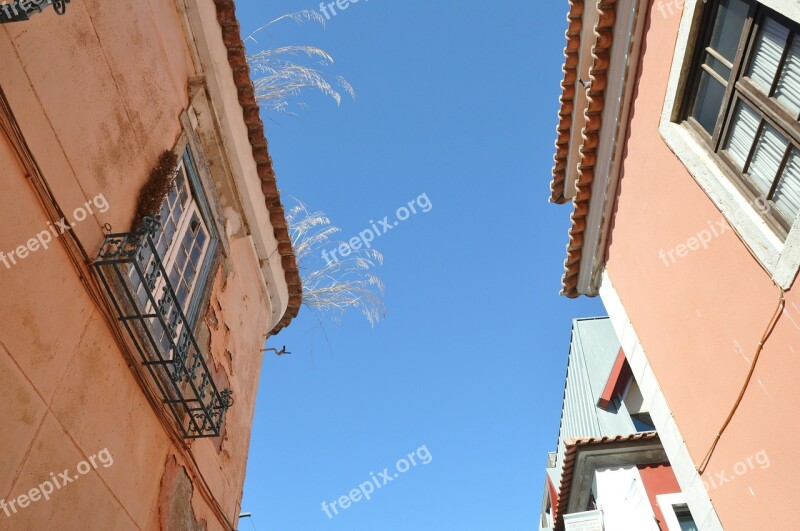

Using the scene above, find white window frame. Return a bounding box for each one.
[660,0,800,289]
[657,493,697,531]
[132,158,213,358]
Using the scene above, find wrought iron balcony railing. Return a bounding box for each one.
[93,217,232,439]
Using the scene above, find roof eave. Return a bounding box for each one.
[212,0,302,334]
[560,0,618,298]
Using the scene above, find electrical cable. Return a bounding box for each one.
[696,211,787,474]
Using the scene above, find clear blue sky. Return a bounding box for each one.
[237,1,604,529]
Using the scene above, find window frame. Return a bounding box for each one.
[657,494,699,531]
[173,148,219,328]
[130,147,220,352]
[681,0,800,235]
[659,0,800,290]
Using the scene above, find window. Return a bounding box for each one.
[129,150,218,357]
[673,504,699,531]
[684,0,800,234]
[657,494,699,531]
[630,412,656,432]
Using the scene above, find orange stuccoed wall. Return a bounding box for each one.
[0,1,274,529]
[605,2,800,529]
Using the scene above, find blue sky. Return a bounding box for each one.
[237,1,604,529]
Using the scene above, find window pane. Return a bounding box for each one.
[190,245,202,268]
[773,147,800,221]
[175,246,188,273]
[177,283,189,308]
[725,100,760,168]
[748,123,789,195]
[775,36,800,116]
[693,71,727,133]
[677,514,699,531]
[709,0,750,62]
[747,17,790,95]
[176,167,189,207]
[706,52,732,79]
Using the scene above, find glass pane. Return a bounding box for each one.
[177,283,189,308]
[747,17,790,95]
[185,261,197,285]
[177,167,189,206]
[706,52,732,79]
[748,123,789,195]
[693,71,727,134]
[773,147,800,221]
[190,245,202,268]
[775,36,800,116]
[725,100,761,168]
[175,246,188,273]
[708,0,750,62]
[678,516,699,531]
[158,201,170,224]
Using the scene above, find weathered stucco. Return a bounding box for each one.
[0,1,289,529]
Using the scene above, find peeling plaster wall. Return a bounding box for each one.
[0,2,278,529]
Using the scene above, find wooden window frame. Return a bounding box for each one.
[682,0,800,235]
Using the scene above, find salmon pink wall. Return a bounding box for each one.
[0,2,271,528]
[605,1,800,529]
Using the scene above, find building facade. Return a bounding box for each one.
[540,318,690,531]
[551,0,800,529]
[0,0,300,529]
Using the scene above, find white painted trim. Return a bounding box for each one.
[657,493,691,531]
[578,0,648,295]
[598,269,724,531]
[659,0,800,290]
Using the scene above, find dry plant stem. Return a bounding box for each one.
[245,10,355,116]
[286,201,385,326]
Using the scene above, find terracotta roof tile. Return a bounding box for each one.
[553,0,618,298]
[212,0,302,334]
[554,432,659,531]
[551,0,584,205]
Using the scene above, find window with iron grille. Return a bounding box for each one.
[684,0,800,235]
[128,151,218,353]
[93,147,227,439]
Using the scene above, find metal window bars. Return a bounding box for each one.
[93,216,232,439]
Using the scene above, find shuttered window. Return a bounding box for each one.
[684,0,800,234]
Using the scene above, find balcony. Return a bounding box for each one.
[93,217,232,439]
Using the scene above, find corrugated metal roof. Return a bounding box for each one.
[552,317,635,482]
